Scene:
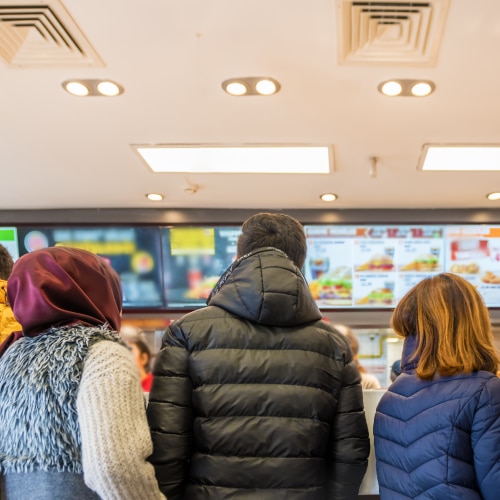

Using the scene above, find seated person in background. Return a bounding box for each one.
[0,243,21,345]
[0,247,164,500]
[334,323,381,389]
[374,273,500,500]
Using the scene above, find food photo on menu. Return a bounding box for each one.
[307,264,353,306]
[351,239,396,306]
[444,233,500,305]
[447,239,491,281]
[304,237,354,307]
[398,238,443,273]
[353,275,396,306]
[353,239,395,273]
[303,224,449,309]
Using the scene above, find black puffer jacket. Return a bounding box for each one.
[147,248,369,500]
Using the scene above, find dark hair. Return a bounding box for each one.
[390,359,402,381]
[391,272,499,379]
[237,212,307,268]
[130,338,152,373]
[0,244,14,281]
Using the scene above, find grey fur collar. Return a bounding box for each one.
[0,324,120,473]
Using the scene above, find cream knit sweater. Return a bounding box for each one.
[77,340,165,500]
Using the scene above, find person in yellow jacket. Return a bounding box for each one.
[0,244,21,344]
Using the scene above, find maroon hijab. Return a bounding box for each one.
[5,246,122,343]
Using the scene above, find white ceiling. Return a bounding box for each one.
[1,0,500,212]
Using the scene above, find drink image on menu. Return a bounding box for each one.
[309,257,330,280]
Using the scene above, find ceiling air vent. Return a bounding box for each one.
[0,0,104,67]
[336,0,450,66]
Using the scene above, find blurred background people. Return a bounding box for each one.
[147,212,369,500]
[129,337,154,392]
[374,273,500,499]
[120,325,155,392]
[389,359,402,382]
[334,323,381,389]
[0,247,164,500]
[0,244,21,345]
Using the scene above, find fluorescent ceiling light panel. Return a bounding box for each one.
[134,145,332,174]
[419,145,500,171]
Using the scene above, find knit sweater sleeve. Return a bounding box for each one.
[77,340,165,500]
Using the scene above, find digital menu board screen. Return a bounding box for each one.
[0,227,19,261]
[7,222,500,312]
[304,224,500,309]
[17,226,164,309]
[162,226,241,309]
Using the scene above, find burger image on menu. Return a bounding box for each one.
[308,265,352,305]
[355,253,394,272]
[400,254,440,272]
[355,284,395,305]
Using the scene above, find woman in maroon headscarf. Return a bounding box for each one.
[0,247,164,500]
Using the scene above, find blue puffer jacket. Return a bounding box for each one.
[374,335,500,500]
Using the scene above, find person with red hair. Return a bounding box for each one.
[374,273,500,499]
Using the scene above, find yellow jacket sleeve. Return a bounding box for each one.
[0,281,22,344]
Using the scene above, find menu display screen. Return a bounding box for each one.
[4,222,500,312]
[0,227,19,261]
[161,226,241,309]
[16,226,164,309]
[304,224,500,309]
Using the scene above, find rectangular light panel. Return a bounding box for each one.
[133,145,332,174]
[419,144,500,171]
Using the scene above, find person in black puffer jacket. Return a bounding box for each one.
[147,212,370,499]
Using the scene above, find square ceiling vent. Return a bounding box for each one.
[0,0,104,67]
[336,0,450,66]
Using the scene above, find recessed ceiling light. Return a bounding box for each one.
[378,79,435,97]
[146,193,164,201]
[62,79,124,97]
[64,81,90,96]
[222,77,280,96]
[320,193,337,202]
[379,81,402,97]
[255,79,277,95]
[418,144,500,171]
[225,81,248,96]
[133,145,332,174]
[97,81,121,96]
[487,192,500,201]
[410,82,433,97]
